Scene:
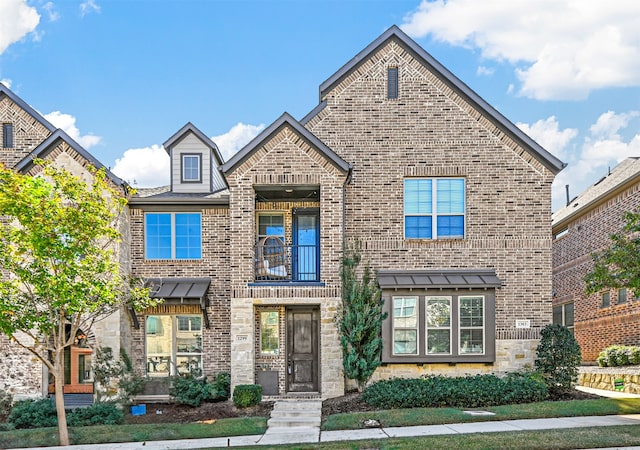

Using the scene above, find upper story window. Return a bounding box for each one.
[257,213,285,241]
[601,291,611,308]
[2,123,14,148]
[404,178,465,239]
[387,67,398,99]
[181,154,202,183]
[145,212,202,260]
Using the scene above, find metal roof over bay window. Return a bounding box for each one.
[377,269,502,290]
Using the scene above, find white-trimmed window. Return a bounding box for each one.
[392,296,418,355]
[426,296,451,354]
[404,178,465,239]
[181,154,202,183]
[145,212,202,259]
[459,296,484,354]
[260,311,279,355]
[146,314,203,377]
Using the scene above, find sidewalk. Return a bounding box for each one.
[15,387,640,450]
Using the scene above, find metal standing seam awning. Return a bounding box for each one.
[377,269,503,290]
[129,278,211,329]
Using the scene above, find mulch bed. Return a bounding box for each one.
[124,400,274,424]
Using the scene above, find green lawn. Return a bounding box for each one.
[2,398,640,448]
[322,397,640,430]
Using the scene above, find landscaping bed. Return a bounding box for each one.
[124,400,273,424]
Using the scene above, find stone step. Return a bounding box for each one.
[267,416,321,428]
[267,400,323,429]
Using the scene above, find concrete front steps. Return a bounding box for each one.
[260,400,323,445]
[267,399,322,428]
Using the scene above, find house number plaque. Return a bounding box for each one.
[515,319,531,328]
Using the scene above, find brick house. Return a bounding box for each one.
[0,82,130,402]
[2,25,565,401]
[128,25,564,399]
[552,157,640,362]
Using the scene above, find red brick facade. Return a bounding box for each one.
[553,159,640,362]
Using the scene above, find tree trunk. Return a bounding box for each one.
[54,350,70,446]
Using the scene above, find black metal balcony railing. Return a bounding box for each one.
[254,238,319,282]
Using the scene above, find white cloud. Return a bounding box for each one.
[0,0,40,55]
[80,0,101,17]
[550,110,640,209]
[476,66,494,77]
[112,145,169,187]
[1,78,12,88]
[516,116,577,161]
[212,122,265,161]
[44,111,101,149]
[402,0,640,100]
[42,2,60,22]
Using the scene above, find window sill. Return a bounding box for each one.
[248,281,326,287]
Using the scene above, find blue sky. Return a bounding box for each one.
[1,0,639,211]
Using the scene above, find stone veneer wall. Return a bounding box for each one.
[0,334,43,399]
[578,366,640,394]
[553,180,640,362]
[306,38,556,374]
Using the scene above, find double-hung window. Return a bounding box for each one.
[459,296,484,354]
[392,297,418,355]
[145,212,202,259]
[404,178,465,239]
[181,154,201,183]
[426,296,451,354]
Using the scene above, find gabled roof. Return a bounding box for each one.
[15,128,125,187]
[129,185,229,205]
[162,122,224,166]
[221,112,351,175]
[552,157,640,229]
[317,25,565,175]
[0,83,56,133]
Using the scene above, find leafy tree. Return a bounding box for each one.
[337,242,387,392]
[0,161,153,446]
[585,211,640,296]
[535,324,581,396]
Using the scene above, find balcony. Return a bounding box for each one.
[254,237,319,283]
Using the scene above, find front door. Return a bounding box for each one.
[287,307,319,392]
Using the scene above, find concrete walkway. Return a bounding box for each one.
[14,388,640,450]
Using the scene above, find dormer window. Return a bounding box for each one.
[181,154,202,183]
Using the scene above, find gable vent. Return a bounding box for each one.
[387,67,398,100]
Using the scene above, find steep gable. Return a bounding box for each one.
[221,112,350,178]
[0,83,56,168]
[310,25,564,176]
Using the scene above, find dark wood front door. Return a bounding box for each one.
[287,308,319,392]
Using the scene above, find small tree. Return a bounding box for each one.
[535,324,581,396]
[337,242,387,392]
[585,211,640,296]
[0,162,153,445]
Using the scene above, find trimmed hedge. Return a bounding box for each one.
[233,384,262,407]
[597,345,640,367]
[8,400,124,429]
[362,372,548,409]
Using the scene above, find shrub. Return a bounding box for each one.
[597,345,640,367]
[0,389,12,415]
[8,399,57,429]
[362,372,548,409]
[67,402,124,426]
[535,324,581,395]
[208,372,231,402]
[172,374,209,407]
[233,384,262,407]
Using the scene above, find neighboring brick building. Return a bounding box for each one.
[2,25,565,401]
[552,158,640,362]
[0,83,129,402]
